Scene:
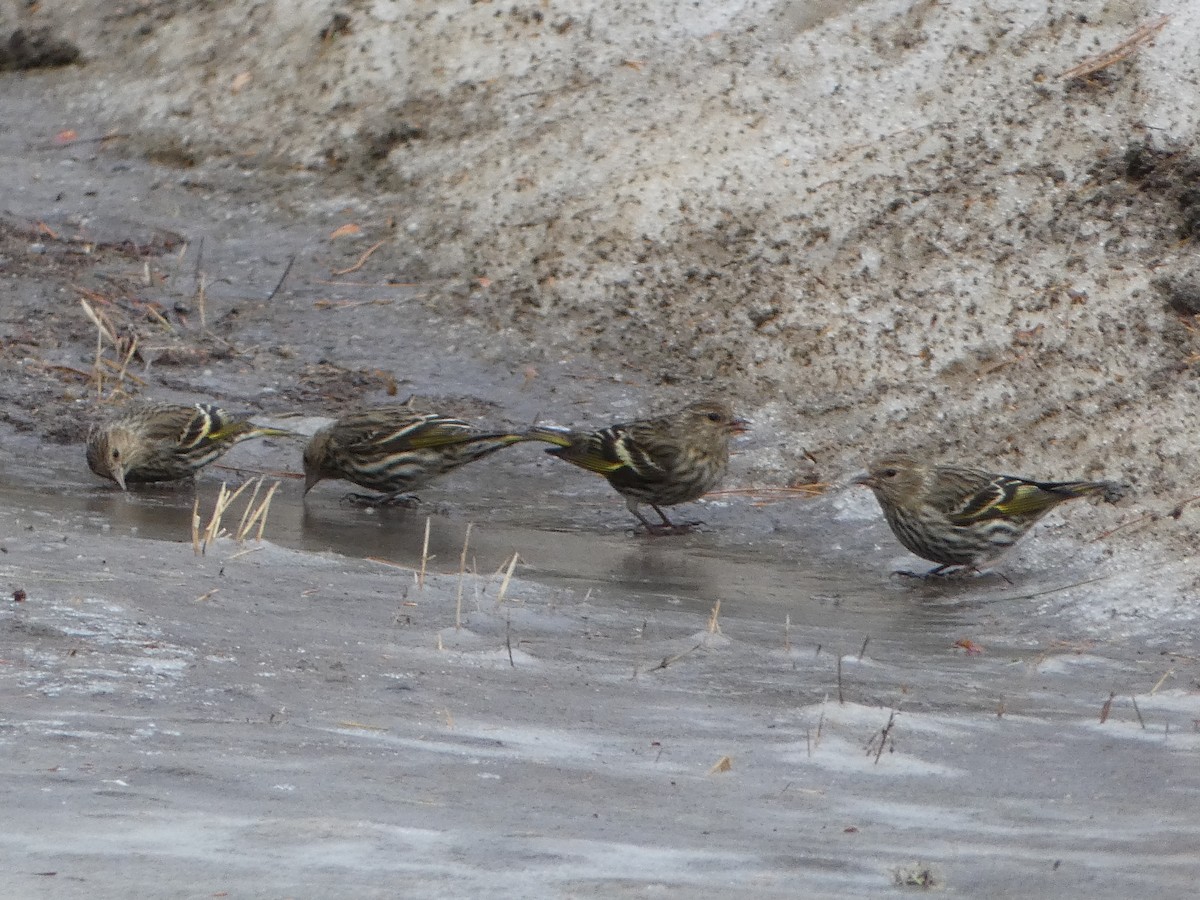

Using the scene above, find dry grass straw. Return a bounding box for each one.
[1131,696,1145,730]
[191,475,281,556]
[196,271,207,331]
[266,256,296,302]
[142,302,175,332]
[708,484,828,506]
[331,239,387,276]
[494,552,520,606]
[991,574,1109,604]
[418,516,431,590]
[811,700,830,758]
[1150,668,1174,695]
[454,523,473,630]
[80,298,139,400]
[646,641,704,673]
[80,297,118,347]
[867,709,898,764]
[237,477,281,542]
[1059,15,1169,81]
[708,756,733,775]
[1091,511,1158,542]
[706,599,722,635]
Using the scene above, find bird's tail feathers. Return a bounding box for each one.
[522,424,577,448]
[215,422,295,442]
[1043,479,1128,504]
[249,425,296,438]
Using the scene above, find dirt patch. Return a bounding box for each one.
[0,26,80,71]
[3,2,1199,559]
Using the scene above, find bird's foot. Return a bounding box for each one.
[892,566,1012,585]
[643,524,692,536]
[891,569,939,581]
[639,519,705,536]
[340,492,421,508]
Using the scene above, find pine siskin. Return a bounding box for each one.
[87,402,289,489]
[854,451,1126,576]
[303,406,535,505]
[526,399,750,533]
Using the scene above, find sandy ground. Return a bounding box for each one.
[1,1,1200,897]
[23,0,1200,498]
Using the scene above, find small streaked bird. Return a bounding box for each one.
[303,406,535,505]
[854,452,1126,577]
[527,399,750,533]
[87,402,288,489]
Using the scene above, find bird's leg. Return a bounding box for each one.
[628,502,664,533]
[652,504,677,528]
[935,564,1014,585]
[891,564,1013,585]
[340,491,380,506]
[341,491,421,508]
[889,565,961,581]
[928,564,983,579]
[377,492,422,508]
[656,504,705,533]
[890,569,931,581]
[630,502,698,535]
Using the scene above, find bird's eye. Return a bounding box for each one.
[111,448,121,460]
[706,412,723,423]
[880,468,897,478]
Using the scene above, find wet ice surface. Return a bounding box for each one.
[2,445,1199,898]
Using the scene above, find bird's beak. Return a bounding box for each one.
[113,467,128,491]
[304,470,320,495]
[851,471,875,488]
[728,417,751,435]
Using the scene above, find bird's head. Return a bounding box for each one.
[302,429,333,494]
[681,400,750,439]
[853,452,925,505]
[85,426,141,491]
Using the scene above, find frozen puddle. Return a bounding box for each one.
[7,598,193,700]
[1,462,1199,898]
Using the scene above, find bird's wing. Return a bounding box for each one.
[190,405,259,444]
[341,411,479,452]
[137,404,239,448]
[132,406,199,444]
[941,471,1063,523]
[400,417,499,449]
[552,422,668,478]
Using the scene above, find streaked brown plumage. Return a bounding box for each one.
[855,452,1126,576]
[527,399,750,533]
[86,402,287,489]
[303,406,535,505]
